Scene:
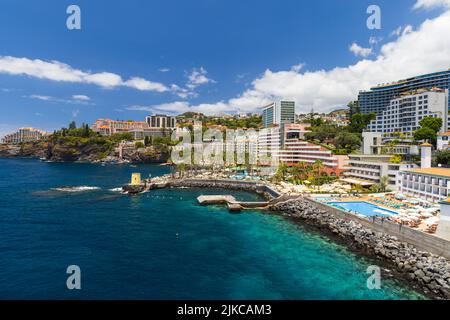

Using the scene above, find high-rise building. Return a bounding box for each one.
[358,69,450,126]
[262,101,295,128]
[367,88,448,134]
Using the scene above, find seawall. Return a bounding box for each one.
[271,197,450,299]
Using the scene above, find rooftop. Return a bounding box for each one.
[406,167,450,178]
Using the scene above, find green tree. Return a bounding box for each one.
[419,116,443,133]
[413,127,437,143]
[349,113,376,133]
[272,162,289,182]
[335,132,361,150]
[435,150,450,166]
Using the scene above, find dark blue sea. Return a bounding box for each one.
[0,159,423,299]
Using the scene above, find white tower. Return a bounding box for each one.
[420,142,432,169]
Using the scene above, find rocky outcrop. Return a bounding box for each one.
[0,142,168,163]
[272,198,450,299]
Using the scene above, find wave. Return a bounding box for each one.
[109,187,123,192]
[52,186,101,192]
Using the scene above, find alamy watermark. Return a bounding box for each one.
[170,121,279,169]
[367,5,381,30]
[66,265,81,290]
[66,5,81,30]
[366,265,381,290]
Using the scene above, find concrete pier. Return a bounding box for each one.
[196,195,277,212]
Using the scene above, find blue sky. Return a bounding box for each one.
[1,0,449,136]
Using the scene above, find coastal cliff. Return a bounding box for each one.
[0,140,169,163]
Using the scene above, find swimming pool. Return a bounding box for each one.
[327,201,399,217]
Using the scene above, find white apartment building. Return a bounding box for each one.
[342,155,416,190]
[368,88,448,134]
[1,127,48,144]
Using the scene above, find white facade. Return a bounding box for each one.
[257,124,342,174]
[343,155,416,190]
[399,168,450,202]
[368,89,448,134]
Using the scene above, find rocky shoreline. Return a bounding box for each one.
[271,198,450,300]
[0,142,167,164]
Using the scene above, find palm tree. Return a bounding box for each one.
[312,160,324,177]
[379,176,389,192]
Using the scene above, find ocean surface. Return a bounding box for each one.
[0,159,424,299]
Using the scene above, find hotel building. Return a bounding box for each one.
[398,143,450,202]
[399,168,450,202]
[367,88,448,134]
[257,124,345,175]
[262,101,295,128]
[91,118,172,139]
[92,119,149,136]
[342,155,416,190]
[358,69,450,127]
[1,127,48,144]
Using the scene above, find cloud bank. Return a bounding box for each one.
[0,56,169,92]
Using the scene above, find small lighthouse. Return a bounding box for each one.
[131,173,142,185]
[420,142,432,169]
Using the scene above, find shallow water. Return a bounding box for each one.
[0,159,424,299]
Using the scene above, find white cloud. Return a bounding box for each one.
[390,25,413,37]
[72,94,90,101]
[186,67,215,90]
[159,68,170,73]
[368,36,383,46]
[154,5,450,115]
[413,0,450,10]
[28,94,93,105]
[349,42,373,57]
[390,26,403,37]
[0,56,169,92]
[124,77,168,92]
[290,63,304,73]
[30,94,52,101]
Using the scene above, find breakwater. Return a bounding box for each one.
[271,197,450,299]
[123,178,281,199]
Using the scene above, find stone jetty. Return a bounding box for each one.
[271,198,450,299]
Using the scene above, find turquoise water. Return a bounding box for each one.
[0,159,423,299]
[328,201,398,217]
